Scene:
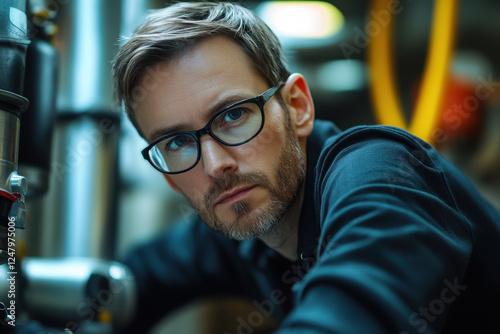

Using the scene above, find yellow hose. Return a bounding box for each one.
[368,0,459,144]
[368,0,406,129]
[410,0,459,142]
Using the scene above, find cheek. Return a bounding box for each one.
[172,172,207,200]
[237,131,276,162]
[236,115,286,163]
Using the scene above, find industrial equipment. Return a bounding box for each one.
[0,1,136,332]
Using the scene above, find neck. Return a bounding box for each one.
[258,184,305,261]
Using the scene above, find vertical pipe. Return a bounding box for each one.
[36,0,122,259]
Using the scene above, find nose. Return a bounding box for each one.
[200,136,238,177]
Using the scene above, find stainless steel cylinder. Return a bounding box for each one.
[0,257,137,329]
[0,110,20,190]
[40,115,120,259]
[54,0,122,114]
[23,0,124,259]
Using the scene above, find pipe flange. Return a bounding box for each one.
[0,89,29,114]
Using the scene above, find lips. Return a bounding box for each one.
[216,185,256,205]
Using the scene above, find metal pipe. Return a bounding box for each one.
[0,257,137,329]
[32,0,123,259]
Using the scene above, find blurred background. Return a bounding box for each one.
[1,0,499,332]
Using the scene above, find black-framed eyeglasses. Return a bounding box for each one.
[142,83,284,174]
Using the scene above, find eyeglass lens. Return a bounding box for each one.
[148,101,263,173]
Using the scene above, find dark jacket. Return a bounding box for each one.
[121,120,500,333]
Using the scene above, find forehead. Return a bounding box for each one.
[133,36,267,141]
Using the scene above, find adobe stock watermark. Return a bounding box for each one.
[5,216,17,327]
[51,118,117,182]
[383,73,500,190]
[64,270,135,334]
[431,74,500,145]
[383,148,427,192]
[226,235,335,334]
[129,63,170,110]
[225,290,286,334]
[340,0,409,59]
[400,277,467,334]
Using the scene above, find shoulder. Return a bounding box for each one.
[313,125,450,204]
[317,125,436,166]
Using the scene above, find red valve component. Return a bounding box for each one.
[0,189,21,202]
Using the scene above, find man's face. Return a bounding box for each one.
[134,36,306,240]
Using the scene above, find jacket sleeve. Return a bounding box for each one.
[276,128,474,333]
[116,218,253,333]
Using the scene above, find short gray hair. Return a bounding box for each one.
[112,2,290,137]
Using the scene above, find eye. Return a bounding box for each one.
[165,134,194,151]
[223,108,244,122]
[212,103,257,132]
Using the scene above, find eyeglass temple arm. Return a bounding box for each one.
[262,82,285,102]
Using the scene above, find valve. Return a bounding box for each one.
[7,172,28,229]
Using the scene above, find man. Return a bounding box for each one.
[112,2,500,333]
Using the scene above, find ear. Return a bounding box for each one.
[162,174,182,194]
[282,73,315,139]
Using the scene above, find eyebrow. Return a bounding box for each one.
[147,93,253,142]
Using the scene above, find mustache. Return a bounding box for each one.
[205,172,270,207]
